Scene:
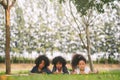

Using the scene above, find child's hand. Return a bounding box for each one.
[90,70,99,74]
[71,71,77,74]
[42,72,47,74]
[53,72,62,74]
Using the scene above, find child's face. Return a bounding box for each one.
[78,60,86,71]
[56,62,62,70]
[38,60,45,69]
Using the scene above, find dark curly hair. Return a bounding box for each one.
[52,56,67,67]
[71,54,86,70]
[35,55,50,68]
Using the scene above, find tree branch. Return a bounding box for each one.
[64,12,79,33]
[64,11,87,49]
[0,0,7,9]
[78,33,87,49]
[69,0,81,33]
[69,0,87,49]
[10,0,16,9]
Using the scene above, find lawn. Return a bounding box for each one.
[0,70,120,80]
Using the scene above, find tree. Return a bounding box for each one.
[59,0,118,72]
[90,2,120,61]
[0,0,16,74]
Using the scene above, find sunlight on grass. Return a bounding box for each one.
[0,70,120,80]
[7,73,120,80]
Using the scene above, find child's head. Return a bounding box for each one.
[35,55,50,69]
[52,56,66,70]
[71,54,86,70]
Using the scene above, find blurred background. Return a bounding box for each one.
[0,0,120,73]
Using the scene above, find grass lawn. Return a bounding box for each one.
[0,70,120,80]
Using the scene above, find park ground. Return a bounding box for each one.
[0,64,120,80]
[0,63,120,72]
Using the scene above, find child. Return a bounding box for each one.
[31,55,52,74]
[71,54,90,74]
[52,56,69,74]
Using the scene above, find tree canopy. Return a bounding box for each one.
[59,0,119,15]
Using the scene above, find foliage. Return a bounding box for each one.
[0,0,119,61]
[99,57,119,64]
[59,0,118,15]
[0,56,34,63]
[0,56,5,63]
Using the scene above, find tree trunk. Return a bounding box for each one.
[5,7,11,74]
[86,25,94,72]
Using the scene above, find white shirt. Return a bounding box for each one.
[75,66,90,74]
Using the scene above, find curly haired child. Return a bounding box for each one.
[71,54,90,74]
[52,56,69,74]
[31,55,51,74]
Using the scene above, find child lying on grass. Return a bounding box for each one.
[52,56,69,74]
[31,55,52,74]
[71,54,98,74]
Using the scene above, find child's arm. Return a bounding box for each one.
[89,70,99,74]
[30,66,37,73]
[52,66,61,74]
[63,66,69,74]
[71,71,77,74]
[46,68,52,74]
[52,66,56,73]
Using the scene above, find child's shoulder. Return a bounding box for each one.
[31,66,38,73]
[43,67,52,74]
[32,66,37,69]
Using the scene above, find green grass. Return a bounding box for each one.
[8,71,120,80]
[0,70,120,80]
[0,72,5,75]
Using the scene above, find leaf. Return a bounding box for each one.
[59,0,65,4]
